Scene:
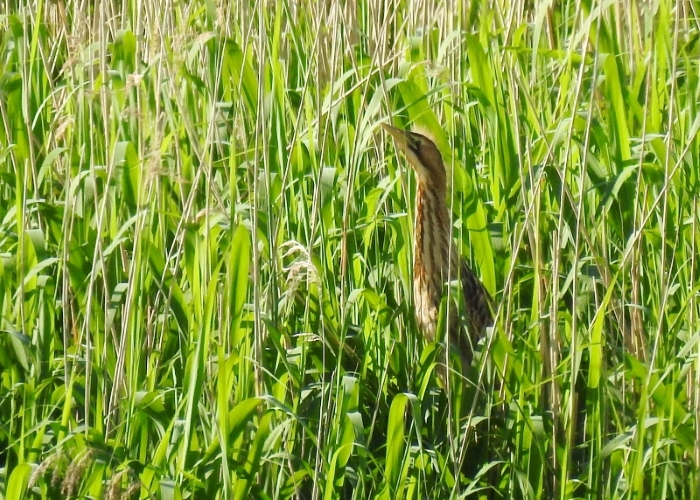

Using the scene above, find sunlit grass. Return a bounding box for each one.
[1,0,699,498]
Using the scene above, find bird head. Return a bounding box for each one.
[381,124,446,189]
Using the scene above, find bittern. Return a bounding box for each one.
[382,123,493,377]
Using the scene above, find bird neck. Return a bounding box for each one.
[414,182,452,272]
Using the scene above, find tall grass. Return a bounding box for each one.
[1,0,699,498]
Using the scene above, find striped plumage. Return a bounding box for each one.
[382,123,493,376]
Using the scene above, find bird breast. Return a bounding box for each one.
[412,184,460,341]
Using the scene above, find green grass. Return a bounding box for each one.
[1,0,699,498]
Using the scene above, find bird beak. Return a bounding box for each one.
[381,123,417,154]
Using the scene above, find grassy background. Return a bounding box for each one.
[1,0,700,498]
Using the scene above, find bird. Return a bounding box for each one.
[381,123,493,379]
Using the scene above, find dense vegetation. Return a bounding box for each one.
[1,0,699,498]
